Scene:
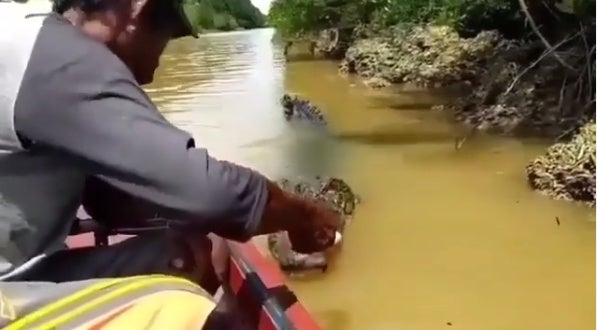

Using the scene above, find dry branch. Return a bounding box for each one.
[505,31,581,94]
[518,0,577,72]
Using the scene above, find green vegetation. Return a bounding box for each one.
[193,0,266,31]
[268,0,594,38]
[268,0,376,37]
[268,0,527,37]
[366,0,525,37]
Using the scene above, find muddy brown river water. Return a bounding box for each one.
[145,28,595,330]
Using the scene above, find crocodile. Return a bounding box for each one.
[267,176,360,274]
[280,94,328,127]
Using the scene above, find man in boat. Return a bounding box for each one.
[0,0,340,327]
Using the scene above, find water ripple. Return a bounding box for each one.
[145,28,295,170]
[147,28,286,113]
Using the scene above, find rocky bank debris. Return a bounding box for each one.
[338,24,500,87]
[526,122,596,206]
[339,23,593,137]
[448,39,592,137]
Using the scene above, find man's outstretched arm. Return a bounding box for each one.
[80,173,313,242]
[12,42,304,241]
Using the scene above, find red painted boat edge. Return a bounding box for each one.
[228,241,321,330]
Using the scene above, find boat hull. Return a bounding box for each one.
[65,233,320,330]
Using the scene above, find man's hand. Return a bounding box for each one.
[258,181,342,254]
[286,199,341,254]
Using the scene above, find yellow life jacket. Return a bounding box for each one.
[4,275,216,330]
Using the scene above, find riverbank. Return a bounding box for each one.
[312,22,595,206]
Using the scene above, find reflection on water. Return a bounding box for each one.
[145,28,595,330]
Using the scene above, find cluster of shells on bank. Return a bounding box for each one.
[338,24,500,88]
[526,122,596,206]
[337,24,539,134]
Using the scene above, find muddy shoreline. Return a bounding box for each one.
[298,24,596,206]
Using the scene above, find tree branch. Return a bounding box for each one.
[518,0,577,72]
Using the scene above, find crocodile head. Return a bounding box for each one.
[267,177,360,274]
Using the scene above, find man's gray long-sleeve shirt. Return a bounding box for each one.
[0,12,267,274]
